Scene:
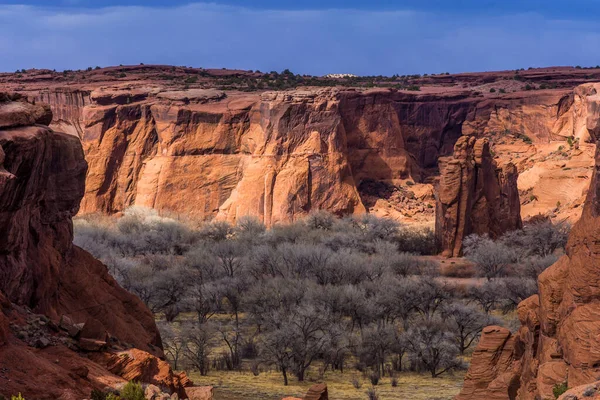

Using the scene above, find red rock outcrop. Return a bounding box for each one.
[281,383,328,400]
[91,349,193,398]
[0,93,180,398]
[0,94,161,355]
[303,383,329,400]
[436,136,522,257]
[457,83,600,400]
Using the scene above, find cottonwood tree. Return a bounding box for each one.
[259,319,295,385]
[500,278,538,312]
[159,323,186,370]
[442,302,500,354]
[464,236,516,280]
[358,325,397,376]
[468,279,504,313]
[184,323,214,376]
[260,304,332,384]
[404,319,462,378]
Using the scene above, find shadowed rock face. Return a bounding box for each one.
[0,94,161,354]
[435,136,522,257]
[0,93,177,399]
[457,83,600,400]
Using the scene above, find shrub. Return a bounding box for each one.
[120,382,144,400]
[464,235,516,280]
[369,371,380,385]
[489,88,496,93]
[351,376,362,389]
[391,377,398,387]
[11,395,25,400]
[366,387,379,400]
[553,381,568,398]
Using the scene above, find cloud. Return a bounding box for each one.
[0,3,599,75]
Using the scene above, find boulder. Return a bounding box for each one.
[304,383,328,400]
[186,386,214,400]
[91,349,193,398]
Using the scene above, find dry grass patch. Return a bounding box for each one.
[190,368,465,400]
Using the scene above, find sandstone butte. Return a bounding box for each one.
[457,83,600,399]
[0,93,208,399]
[1,66,598,241]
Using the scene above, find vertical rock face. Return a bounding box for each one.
[0,93,161,355]
[435,136,522,257]
[457,84,600,400]
[8,77,595,226]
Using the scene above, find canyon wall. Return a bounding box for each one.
[29,84,592,229]
[457,83,600,400]
[0,93,193,399]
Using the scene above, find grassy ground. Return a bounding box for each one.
[189,367,465,400]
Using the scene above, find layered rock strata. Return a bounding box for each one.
[435,136,522,257]
[457,83,600,400]
[0,93,200,399]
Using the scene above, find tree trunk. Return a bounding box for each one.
[282,367,289,386]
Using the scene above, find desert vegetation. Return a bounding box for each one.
[74,209,567,398]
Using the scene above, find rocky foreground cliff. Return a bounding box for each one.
[0,93,204,399]
[1,65,598,231]
[457,83,600,400]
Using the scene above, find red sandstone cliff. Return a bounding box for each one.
[0,93,198,399]
[1,66,597,228]
[457,83,600,400]
[37,87,585,225]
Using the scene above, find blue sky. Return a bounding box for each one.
[1,1,599,75]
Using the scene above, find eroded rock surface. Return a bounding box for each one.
[0,93,207,399]
[457,83,600,399]
[436,136,522,257]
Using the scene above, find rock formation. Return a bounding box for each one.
[435,136,522,257]
[0,93,204,399]
[1,66,599,228]
[456,83,600,400]
[281,383,329,400]
[0,93,161,354]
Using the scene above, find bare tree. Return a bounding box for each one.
[404,319,462,378]
[500,278,538,312]
[442,302,500,354]
[468,280,505,313]
[184,323,214,376]
[159,322,187,370]
[464,236,516,280]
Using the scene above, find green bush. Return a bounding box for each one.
[553,382,568,398]
[120,382,144,400]
[489,88,496,93]
[11,394,25,400]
